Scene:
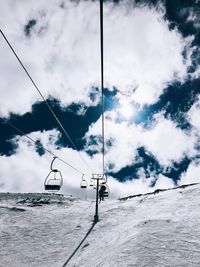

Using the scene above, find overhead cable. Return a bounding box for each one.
[0,28,93,174]
[100,0,105,174]
[5,120,86,176]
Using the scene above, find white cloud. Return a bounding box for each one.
[0,124,198,196]
[187,8,200,29]
[0,0,194,116]
[0,129,96,196]
[85,111,144,172]
[142,114,196,166]
[105,173,175,198]
[154,173,175,189]
[0,129,156,197]
[85,111,196,171]
[179,160,200,185]
[191,65,200,79]
[0,0,198,196]
[187,96,200,132]
[104,4,193,105]
[108,176,154,198]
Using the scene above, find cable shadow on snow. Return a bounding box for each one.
[62,221,97,267]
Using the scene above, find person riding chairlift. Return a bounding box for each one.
[99,184,107,202]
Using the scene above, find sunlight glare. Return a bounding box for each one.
[119,103,134,119]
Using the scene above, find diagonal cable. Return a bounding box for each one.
[4,120,87,176]
[0,28,93,174]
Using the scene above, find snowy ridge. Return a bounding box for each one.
[119,182,199,201]
[1,184,200,266]
[0,192,75,204]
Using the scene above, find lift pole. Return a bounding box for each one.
[92,174,104,222]
[94,178,100,222]
[93,0,104,223]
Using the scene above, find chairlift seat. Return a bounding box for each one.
[44,162,63,192]
[80,179,88,189]
[89,179,94,187]
[103,191,109,197]
[45,184,61,191]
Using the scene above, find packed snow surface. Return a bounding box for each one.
[0,184,200,267]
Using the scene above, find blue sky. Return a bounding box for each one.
[0,0,199,197]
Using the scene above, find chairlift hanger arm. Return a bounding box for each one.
[50,156,58,171]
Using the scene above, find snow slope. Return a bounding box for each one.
[0,184,200,267]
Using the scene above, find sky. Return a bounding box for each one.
[0,0,199,198]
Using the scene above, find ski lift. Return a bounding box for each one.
[80,174,88,189]
[44,157,63,192]
[91,173,108,190]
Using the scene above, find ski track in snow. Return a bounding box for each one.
[0,185,200,267]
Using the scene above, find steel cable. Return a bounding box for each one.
[4,120,88,176]
[0,28,93,174]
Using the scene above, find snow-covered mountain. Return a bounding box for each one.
[0,184,200,267]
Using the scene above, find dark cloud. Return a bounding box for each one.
[24,19,37,37]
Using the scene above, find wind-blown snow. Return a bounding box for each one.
[0,185,200,267]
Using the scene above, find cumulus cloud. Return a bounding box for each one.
[0,0,194,116]
[99,173,175,198]
[0,129,160,197]
[85,111,144,172]
[142,114,196,166]
[0,0,198,195]
[2,110,196,196]
[0,121,198,196]
[0,129,96,196]
[85,110,196,171]
[104,3,193,105]
[187,96,200,132]
[179,160,200,185]
[154,173,175,189]
[186,7,200,29]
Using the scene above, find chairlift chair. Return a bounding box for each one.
[99,182,110,198]
[44,157,63,192]
[80,175,88,189]
[89,178,94,187]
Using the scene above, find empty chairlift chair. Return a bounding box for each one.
[89,178,94,187]
[80,175,88,189]
[44,157,63,192]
